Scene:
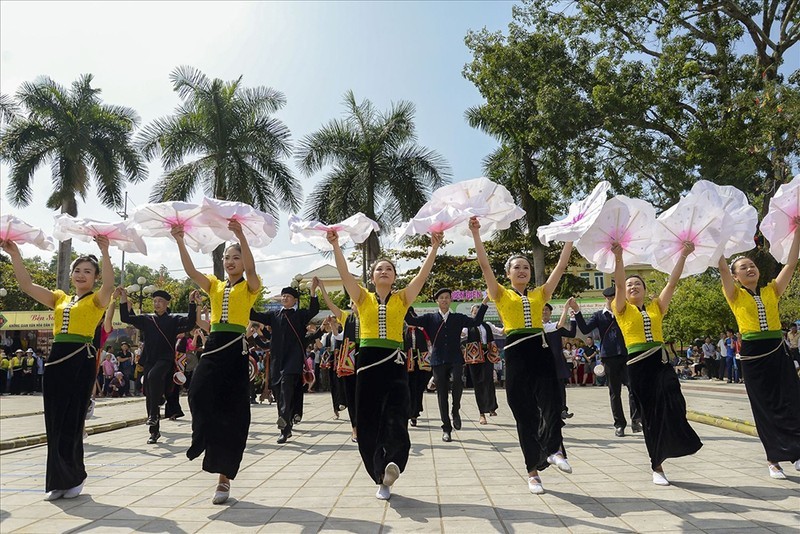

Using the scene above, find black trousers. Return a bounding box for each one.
[343,373,357,428]
[432,362,464,432]
[356,347,410,484]
[504,334,565,473]
[328,367,347,413]
[408,368,432,419]
[276,373,301,434]
[43,342,96,491]
[468,359,498,414]
[603,355,641,429]
[145,359,173,432]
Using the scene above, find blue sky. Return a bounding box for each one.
[0,1,515,293]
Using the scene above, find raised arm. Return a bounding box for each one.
[0,240,56,308]
[463,295,490,327]
[327,230,365,304]
[229,220,260,294]
[612,243,627,315]
[658,241,694,314]
[404,232,443,302]
[313,277,343,320]
[469,217,501,300]
[774,217,800,297]
[176,290,198,332]
[196,304,210,332]
[570,298,598,334]
[542,242,574,300]
[717,256,737,302]
[171,225,211,292]
[94,235,115,308]
[103,292,118,333]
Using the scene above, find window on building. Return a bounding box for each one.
[580,272,590,287]
[594,272,605,290]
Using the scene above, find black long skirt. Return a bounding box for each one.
[43,342,96,491]
[468,358,498,414]
[356,347,410,484]
[504,334,565,473]
[343,373,357,428]
[627,347,702,470]
[740,338,800,463]
[186,332,250,479]
[408,365,432,419]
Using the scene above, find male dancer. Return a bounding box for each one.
[405,289,488,442]
[119,288,197,443]
[250,281,319,444]
[570,287,641,437]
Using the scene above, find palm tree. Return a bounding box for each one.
[297,90,451,282]
[138,66,300,278]
[0,75,146,290]
[0,93,19,125]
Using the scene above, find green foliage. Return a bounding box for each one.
[780,273,800,326]
[0,254,57,310]
[662,272,736,344]
[297,91,451,281]
[137,66,301,279]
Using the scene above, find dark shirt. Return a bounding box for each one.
[405,305,488,366]
[574,309,627,359]
[546,320,577,380]
[116,349,134,374]
[120,304,196,366]
[250,297,319,376]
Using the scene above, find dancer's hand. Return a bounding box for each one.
[94,235,110,256]
[0,240,20,256]
[430,231,443,248]
[326,230,339,246]
[228,219,244,238]
[680,241,695,258]
[468,216,481,234]
[312,276,324,289]
[611,242,623,259]
[566,296,579,311]
[170,225,185,242]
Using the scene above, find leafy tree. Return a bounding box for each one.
[138,66,301,279]
[0,74,146,289]
[297,91,451,283]
[662,271,736,344]
[0,253,58,311]
[0,93,19,124]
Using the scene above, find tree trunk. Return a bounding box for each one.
[56,238,72,291]
[212,243,225,281]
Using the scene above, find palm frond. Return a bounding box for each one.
[170,66,210,101]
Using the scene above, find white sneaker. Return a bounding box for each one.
[212,482,230,504]
[44,490,65,501]
[768,465,787,479]
[383,462,400,487]
[794,459,800,472]
[528,476,544,494]
[547,453,573,474]
[63,481,84,499]
[652,471,670,486]
[376,484,391,500]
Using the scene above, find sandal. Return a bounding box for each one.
[479,415,487,425]
[212,482,230,504]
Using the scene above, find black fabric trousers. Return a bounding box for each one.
[356,347,410,484]
[43,342,96,491]
[164,380,184,420]
[432,362,463,432]
[468,359,498,414]
[740,339,800,463]
[504,334,565,473]
[145,359,173,429]
[604,354,641,429]
[408,368,432,419]
[627,347,702,470]
[328,367,347,413]
[277,373,301,433]
[0,371,6,394]
[186,332,250,479]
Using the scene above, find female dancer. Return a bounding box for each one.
[1,236,114,500]
[327,229,442,500]
[612,241,702,485]
[172,220,260,505]
[469,216,573,494]
[462,299,499,425]
[718,217,800,479]
[314,277,359,442]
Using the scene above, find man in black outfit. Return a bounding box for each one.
[116,342,134,396]
[250,280,319,444]
[570,287,642,437]
[405,288,488,442]
[120,288,197,444]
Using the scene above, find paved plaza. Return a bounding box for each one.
[0,381,798,533]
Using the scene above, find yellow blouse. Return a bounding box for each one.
[493,285,546,335]
[52,290,106,342]
[355,286,409,349]
[613,298,665,353]
[206,275,261,333]
[725,280,782,340]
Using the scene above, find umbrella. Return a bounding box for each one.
[575,195,657,273]
[650,190,732,277]
[690,180,758,256]
[537,181,611,245]
[760,173,800,264]
[288,213,379,251]
[0,214,55,251]
[200,197,278,248]
[53,214,147,255]
[395,204,486,239]
[131,201,223,254]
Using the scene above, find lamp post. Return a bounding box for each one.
[126,276,157,313]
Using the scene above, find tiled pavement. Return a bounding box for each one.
[0,381,798,533]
